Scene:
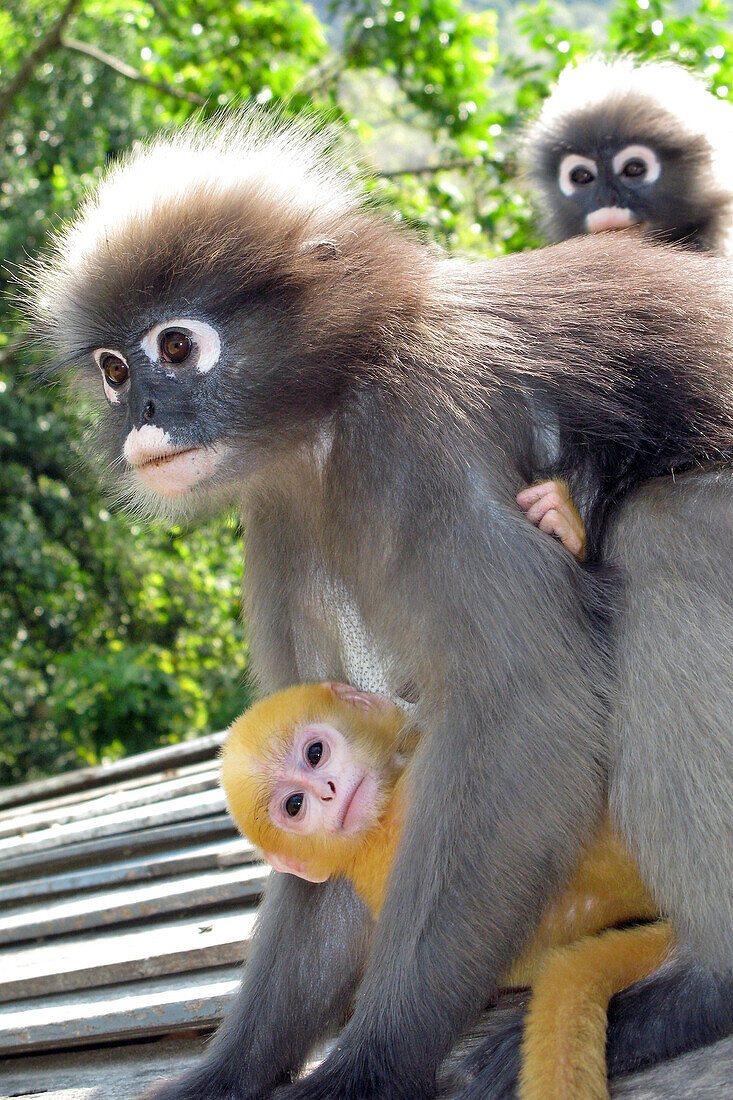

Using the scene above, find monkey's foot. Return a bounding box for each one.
[516,480,586,561]
[139,1063,287,1100]
[275,1048,434,1100]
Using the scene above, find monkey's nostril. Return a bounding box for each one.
[328,781,336,794]
[143,400,156,422]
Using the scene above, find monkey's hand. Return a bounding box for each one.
[324,681,398,714]
[138,1063,287,1100]
[516,481,586,561]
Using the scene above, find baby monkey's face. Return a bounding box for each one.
[267,721,380,838]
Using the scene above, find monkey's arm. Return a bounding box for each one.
[516,480,586,561]
[518,922,673,1100]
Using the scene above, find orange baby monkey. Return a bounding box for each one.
[222,677,673,1100]
[222,680,414,916]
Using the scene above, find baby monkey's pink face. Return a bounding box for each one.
[267,720,380,839]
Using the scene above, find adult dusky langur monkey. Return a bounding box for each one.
[460,56,733,1099]
[28,116,733,1100]
[523,56,733,250]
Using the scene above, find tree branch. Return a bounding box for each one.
[377,157,490,179]
[0,0,82,128]
[60,36,206,106]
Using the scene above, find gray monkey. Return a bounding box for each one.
[28,116,733,1100]
[524,56,733,251]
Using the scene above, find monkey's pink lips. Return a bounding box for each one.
[339,774,378,834]
[135,446,198,469]
[130,444,225,496]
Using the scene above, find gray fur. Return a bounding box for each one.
[608,469,733,969]
[26,116,733,1100]
[520,61,733,1085]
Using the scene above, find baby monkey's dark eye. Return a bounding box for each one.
[569,165,594,185]
[622,158,647,179]
[306,742,323,767]
[285,793,304,817]
[100,353,129,387]
[159,329,192,364]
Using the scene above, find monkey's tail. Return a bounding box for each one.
[518,922,673,1100]
[605,944,733,1078]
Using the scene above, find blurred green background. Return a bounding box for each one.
[2,0,732,785]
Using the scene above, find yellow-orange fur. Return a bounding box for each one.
[222,684,669,1100]
[508,820,658,986]
[518,922,674,1100]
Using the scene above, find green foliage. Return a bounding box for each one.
[1,0,731,783]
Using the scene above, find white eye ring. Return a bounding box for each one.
[94,348,129,404]
[558,154,598,196]
[141,318,221,375]
[612,144,660,184]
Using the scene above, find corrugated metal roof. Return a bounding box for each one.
[0,739,730,1099]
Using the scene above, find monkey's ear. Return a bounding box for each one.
[263,850,329,883]
[301,238,340,261]
[324,682,395,714]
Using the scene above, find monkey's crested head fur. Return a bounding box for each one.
[524,57,733,250]
[28,112,429,523]
[221,683,407,888]
[27,108,733,550]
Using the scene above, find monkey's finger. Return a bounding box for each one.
[524,491,570,527]
[538,510,584,559]
[516,480,563,509]
[326,681,396,713]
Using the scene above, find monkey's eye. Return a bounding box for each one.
[159,329,192,365]
[621,158,646,179]
[306,741,323,767]
[569,165,594,186]
[558,154,598,197]
[96,351,130,388]
[612,144,660,185]
[285,793,304,818]
[142,318,221,374]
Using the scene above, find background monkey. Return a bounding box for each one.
[523,56,733,251]
[222,680,671,1100]
[28,115,733,1100]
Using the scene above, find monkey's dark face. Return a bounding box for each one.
[556,141,663,234]
[61,276,303,522]
[532,103,716,247]
[92,316,232,501]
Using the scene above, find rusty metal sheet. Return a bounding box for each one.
[0,732,226,812]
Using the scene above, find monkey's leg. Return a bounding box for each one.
[518,922,673,1100]
[606,469,733,973]
[272,530,612,1100]
[143,874,371,1100]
